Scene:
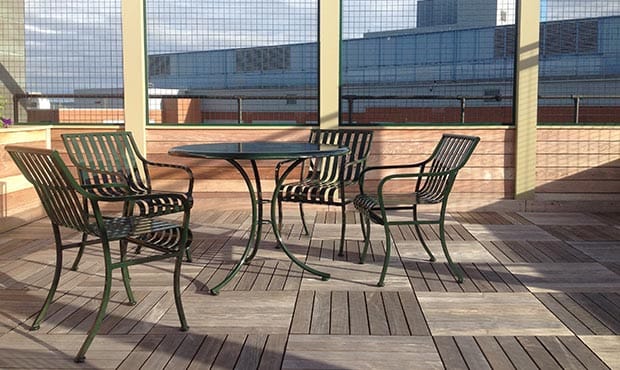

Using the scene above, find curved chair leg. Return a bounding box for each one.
[184,229,193,262]
[338,203,346,257]
[277,195,284,230]
[70,232,88,271]
[439,222,463,283]
[119,240,136,305]
[359,212,371,264]
[298,203,310,235]
[413,224,436,262]
[75,249,113,363]
[413,206,436,262]
[173,254,189,331]
[31,226,64,331]
[378,224,392,287]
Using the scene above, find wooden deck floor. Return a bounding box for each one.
[1,204,619,369]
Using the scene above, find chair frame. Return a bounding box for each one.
[277,129,373,256]
[61,131,194,263]
[6,145,191,362]
[354,134,480,286]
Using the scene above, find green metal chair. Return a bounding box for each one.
[277,129,373,256]
[61,131,194,264]
[6,145,191,363]
[353,134,480,286]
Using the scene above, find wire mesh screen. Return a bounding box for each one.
[146,0,319,125]
[5,0,125,124]
[341,0,516,125]
[0,1,25,126]
[538,2,620,124]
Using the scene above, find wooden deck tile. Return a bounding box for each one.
[298,260,411,291]
[568,241,620,262]
[580,336,620,370]
[153,291,297,334]
[398,240,499,263]
[505,263,620,292]
[283,335,443,370]
[417,292,571,336]
[518,212,606,225]
[463,224,560,241]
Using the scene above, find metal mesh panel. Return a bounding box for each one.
[341,0,516,125]
[145,0,319,125]
[4,0,125,124]
[538,2,620,123]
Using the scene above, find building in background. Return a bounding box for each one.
[146,14,620,124]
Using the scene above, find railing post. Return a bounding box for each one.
[348,96,354,125]
[13,94,19,123]
[573,95,580,124]
[237,96,243,124]
[459,96,466,123]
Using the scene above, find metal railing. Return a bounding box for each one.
[341,94,509,124]
[538,94,620,124]
[11,92,620,125]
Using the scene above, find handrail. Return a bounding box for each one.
[11,92,620,125]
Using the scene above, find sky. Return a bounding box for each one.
[21,0,620,94]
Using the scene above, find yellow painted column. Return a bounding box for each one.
[121,0,148,153]
[514,0,540,200]
[319,0,340,129]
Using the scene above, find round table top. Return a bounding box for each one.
[168,141,350,160]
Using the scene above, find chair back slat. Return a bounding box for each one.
[340,130,373,182]
[309,129,374,184]
[62,132,150,192]
[7,146,89,232]
[417,134,479,203]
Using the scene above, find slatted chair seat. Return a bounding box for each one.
[277,129,373,256]
[280,179,344,204]
[6,145,191,363]
[354,134,480,286]
[87,216,188,253]
[62,131,194,263]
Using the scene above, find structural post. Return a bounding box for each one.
[513,0,540,200]
[319,0,340,129]
[121,0,148,153]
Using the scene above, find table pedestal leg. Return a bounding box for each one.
[209,159,259,295]
[270,159,330,280]
[209,158,330,295]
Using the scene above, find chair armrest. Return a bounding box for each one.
[143,160,194,196]
[343,157,368,168]
[92,191,192,213]
[373,170,455,208]
[358,161,428,193]
[275,158,308,183]
[361,161,427,176]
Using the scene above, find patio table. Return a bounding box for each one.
[169,141,350,295]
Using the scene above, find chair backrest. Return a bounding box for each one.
[417,134,480,203]
[6,145,89,232]
[62,131,150,192]
[309,129,374,183]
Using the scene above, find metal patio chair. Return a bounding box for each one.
[6,145,191,363]
[62,131,194,264]
[277,129,373,256]
[353,134,480,286]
